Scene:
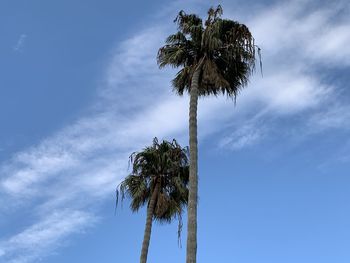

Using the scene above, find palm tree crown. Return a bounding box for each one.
[157,5,257,98]
[117,138,189,222]
[117,138,189,263]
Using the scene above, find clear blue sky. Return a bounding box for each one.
[1,0,350,262]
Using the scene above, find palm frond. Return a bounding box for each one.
[174,11,203,43]
[158,5,260,99]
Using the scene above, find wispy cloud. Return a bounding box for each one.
[217,0,349,150]
[246,0,350,66]
[0,210,96,263]
[0,17,188,263]
[13,34,27,52]
[219,123,265,150]
[308,103,350,132]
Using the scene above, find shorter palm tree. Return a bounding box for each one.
[116,138,189,263]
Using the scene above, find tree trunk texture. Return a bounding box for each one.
[140,182,159,263]
[186,66,201,263]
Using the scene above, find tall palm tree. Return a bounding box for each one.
[116,138,189,263]
[157,6,258,262]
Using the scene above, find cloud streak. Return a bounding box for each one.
[0,210,96,263]
[13,34,27,52]
[0,19,189,263]
[217,0,349,151]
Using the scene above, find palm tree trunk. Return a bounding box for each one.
[140,182,159,263]
[186,65,201,263]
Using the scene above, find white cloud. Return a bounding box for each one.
[13,34,27,52]
[215,0,349,150]
[1,14,190,263]
[219,124,265,150]
[251,70,331,114]
[2,151,77,195]
[308,104,350,131]
[0,210,96,263]
[247,0,350,66]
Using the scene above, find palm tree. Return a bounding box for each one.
[116,138,189,263]
[157,6,258,262]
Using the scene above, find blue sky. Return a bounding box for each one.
[1,0,350,262]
